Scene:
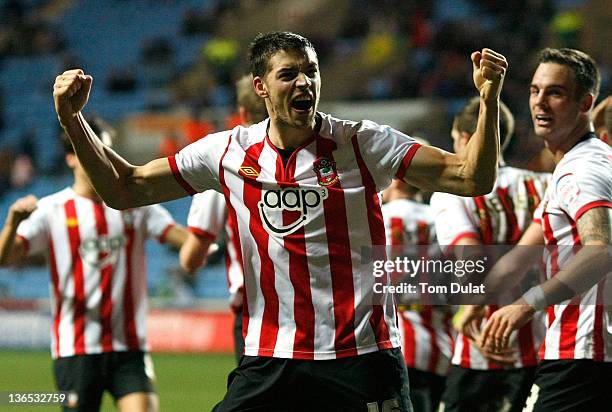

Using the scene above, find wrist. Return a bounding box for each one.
[521,286,547,311]
[58,112,80,129]
[479,95,499,108]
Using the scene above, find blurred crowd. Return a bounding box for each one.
[0,0,609,197]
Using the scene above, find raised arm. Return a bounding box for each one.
[405,49,507,196]
[0,195,37,266]
[53,70,189,209]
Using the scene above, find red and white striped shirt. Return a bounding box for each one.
[187,190,244,312]
[171,113,421,360]
[431,166,550,369]
[16,187,174,359]
[382,198,455,376]
[533,137,612,361]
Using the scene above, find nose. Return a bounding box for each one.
[532,90,546,107]
[296,72,311,88]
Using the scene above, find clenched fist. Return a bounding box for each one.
[471,49,508,102]
[53,69,93,126]
[7,195,38,227]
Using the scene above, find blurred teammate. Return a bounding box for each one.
[430,97,550,412]
[180,74,268,363]
[482,48,611,411]
[382,177,454,412]
[0,118,188,412]
[592,95,611,145]
[52,31,507,411]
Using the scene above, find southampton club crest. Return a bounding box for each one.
[313,157,339,187]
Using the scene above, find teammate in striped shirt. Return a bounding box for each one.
[180,74,268,363]
[53,31,508,411]
[430,97,550,412]
[482,48,611,411]
[0,118,188,412]
[382,178,454,412]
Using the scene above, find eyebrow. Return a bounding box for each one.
[530,84,568,90]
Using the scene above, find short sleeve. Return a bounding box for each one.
[554,159,612,221]
[171,130,233,194]
[430,192,480,253]
[144,204,175,242]
[354,121,421,191]
[187,190,227,240]
[15,206,49,256]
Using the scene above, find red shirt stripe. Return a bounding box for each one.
[274,146,316,358]
[64,199,86,355]
[473,197,493,244]
[48,237,62,358]
[93,202,114,352]
[402,314,417,367]
[122,219,139,350]
[558,299,580,358]
[496,187,521,244]
[353,135,392,349]
[318,137,357,356]
[242,141,280,356]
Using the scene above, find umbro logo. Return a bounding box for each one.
[239,166,260,178]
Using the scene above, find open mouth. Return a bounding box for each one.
[535,114,553,126]
[291,96,313,112]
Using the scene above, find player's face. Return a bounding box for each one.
[529,62,584,141]
[258,48,320,129]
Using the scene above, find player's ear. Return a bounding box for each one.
[253,76,268,98]
[461,131,471,144]
[579,93,594,113]
[65,153,77,169]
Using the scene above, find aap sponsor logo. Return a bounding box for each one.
[258,187,328,236]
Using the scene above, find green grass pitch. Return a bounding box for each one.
[0,351,235,411]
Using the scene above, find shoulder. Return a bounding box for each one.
[558,138,612,172]
[37,187,74,209]
[232,120,268,147]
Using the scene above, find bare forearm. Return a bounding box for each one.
[462,100,499,194]
[180,235,210,273]
[538,246,610,306]
[62,114,136,208]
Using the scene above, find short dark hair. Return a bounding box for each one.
[453,97,515,153]
[538,48,600,99]
[248,31,315,78]
[61,115,112,153]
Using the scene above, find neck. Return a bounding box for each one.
[267,114,319,149]
[544,120,592,164]
[72,177,102,202]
